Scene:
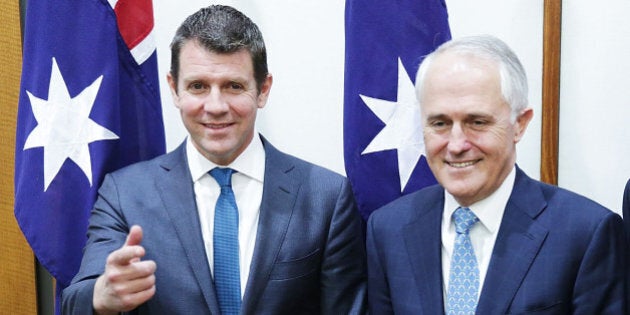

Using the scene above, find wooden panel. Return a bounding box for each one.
[541,0,562,185]
[0,0,38,313]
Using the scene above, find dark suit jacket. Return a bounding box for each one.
[623,179,630,243]
[62,136,367,314]
[367,167,626,314]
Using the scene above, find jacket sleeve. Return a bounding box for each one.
[62,173,131,314]
[622,179,630,243]
[572,211,627,314]
[366,211,395,314]
[319,178,367,315]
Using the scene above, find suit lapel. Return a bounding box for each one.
[403,189,446,315]
[156,144,221,314]
[241,137,298,314]
[476,168,548,314]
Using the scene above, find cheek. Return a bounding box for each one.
[424,131,446,154]
[178,103,195,118]
[177,95,203,113]
[230,99,259,118]
[487,128,515,150]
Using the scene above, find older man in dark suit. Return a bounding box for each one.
[367,35,626,314]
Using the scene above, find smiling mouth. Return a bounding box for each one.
[205,123,232,129]
[447,160,477,168]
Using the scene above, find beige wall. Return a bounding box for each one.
[558,0,630,213]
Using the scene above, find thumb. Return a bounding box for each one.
[125,225,144,247]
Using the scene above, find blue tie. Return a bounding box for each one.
[210,167,241,315]
[447,207,480,315]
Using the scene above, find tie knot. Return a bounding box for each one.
[209,167,235,187]
[453,207,478,234]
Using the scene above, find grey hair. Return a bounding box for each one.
[415,35,528,122]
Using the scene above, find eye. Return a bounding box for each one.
[427,119,449,131]
[468,117,492,130]
[227,82,245,91]
[187,82,207,94]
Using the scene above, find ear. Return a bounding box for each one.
[256,74,273,109]
[166,72,181,109]
[514,107,533,143]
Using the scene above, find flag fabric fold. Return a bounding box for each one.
[14,0,165,310]
[344,0,451,219]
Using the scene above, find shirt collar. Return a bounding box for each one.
[443,166,516,234]
[186,132,266,183]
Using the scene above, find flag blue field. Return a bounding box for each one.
[344,0,451,219]
[14,0,165,310]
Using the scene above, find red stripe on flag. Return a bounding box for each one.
[114,0,154,50]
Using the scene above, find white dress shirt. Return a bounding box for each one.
[441,166,516,303]
[186,134,265,297]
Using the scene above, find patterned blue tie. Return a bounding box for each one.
[210,167,241,315]
[447,207,480,315]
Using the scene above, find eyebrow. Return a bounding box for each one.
[425,113,449,121]
[465,113,494,120]
[424,113,498,126]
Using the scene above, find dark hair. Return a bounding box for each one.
[169,5,268,91]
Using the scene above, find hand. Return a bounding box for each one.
[93,225,157,314]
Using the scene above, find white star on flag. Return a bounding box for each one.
[360,58,425,192]
[23,57,119,191]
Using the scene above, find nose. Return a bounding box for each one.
[203,89,229,114]
[446,123,471,154]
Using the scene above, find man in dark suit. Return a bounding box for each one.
[624,179,630,242]
[62,5,366,314]
[366,35,626,314]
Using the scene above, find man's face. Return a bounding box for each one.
[420,52,532,206]
[167,40,272,165]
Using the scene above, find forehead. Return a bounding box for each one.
[421,52,506,114]
[177,40,254,77]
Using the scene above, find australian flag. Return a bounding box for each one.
[14,0,165,310]
[344,0,451,219]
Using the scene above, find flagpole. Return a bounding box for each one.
[541,0,562,185]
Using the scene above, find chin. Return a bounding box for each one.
[444,183,478,199]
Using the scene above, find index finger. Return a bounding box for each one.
[107,226,146,266]
[107,243,145,267]
[125,225,143,247]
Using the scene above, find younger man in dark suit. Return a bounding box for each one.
[367,35,626,314]
[63,5,366,314]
